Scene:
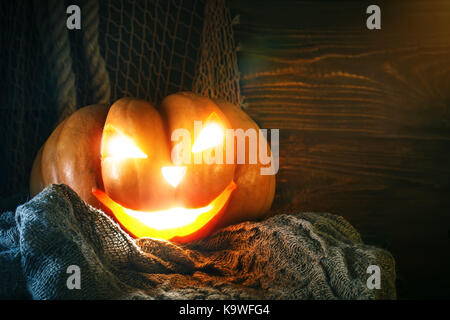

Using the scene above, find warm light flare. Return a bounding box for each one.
[92,181,237,241]
[103,134,147,159]
[162,166,186,187]
[124,205,213,230]
[192,122,224,153]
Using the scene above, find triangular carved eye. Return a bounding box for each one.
[102,126,147,160]
[192,112,224,153]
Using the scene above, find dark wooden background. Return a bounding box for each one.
[230,0,450,299]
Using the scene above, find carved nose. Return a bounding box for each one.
[161,166,186,188]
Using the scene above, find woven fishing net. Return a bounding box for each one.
[0,0,241,200]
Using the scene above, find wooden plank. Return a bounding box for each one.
[231,0,450,298]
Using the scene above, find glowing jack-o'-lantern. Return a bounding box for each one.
[30,92,276,243]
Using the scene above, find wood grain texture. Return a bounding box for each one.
[231,0,450,298]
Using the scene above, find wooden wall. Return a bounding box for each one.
[231,0,450,299]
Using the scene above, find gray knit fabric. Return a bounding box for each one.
[0,184,396,300]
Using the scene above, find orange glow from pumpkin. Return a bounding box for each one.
[161,166,186,187]
[92,181,237,241]
[102,133,147,160]
[192,112,224,153]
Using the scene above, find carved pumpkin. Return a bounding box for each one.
[30,92,276,243]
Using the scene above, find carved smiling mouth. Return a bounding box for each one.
[92,181,236,241]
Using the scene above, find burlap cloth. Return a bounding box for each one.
[0,184,396,299]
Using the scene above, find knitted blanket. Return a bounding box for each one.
[0,184,396,299]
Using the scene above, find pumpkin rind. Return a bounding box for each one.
[30,104,109,209]
[213,100,276,228]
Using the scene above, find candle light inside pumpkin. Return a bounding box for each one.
[102,133,148,160]
[192,121,224,153]
[161,166,186,187]
[93,181,236,241]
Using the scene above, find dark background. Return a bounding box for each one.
[1,0,450,299]
[230,0,450,299]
